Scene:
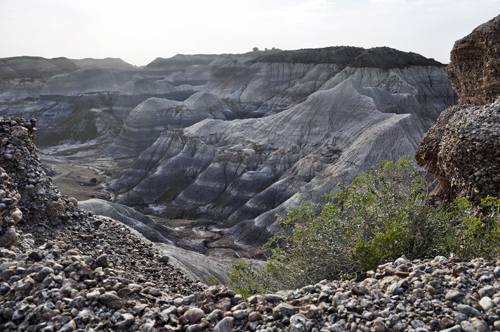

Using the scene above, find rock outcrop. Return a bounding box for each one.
[2,47,455,163]
[446,15,500,105]
[416,15,500,202]
[2,88,500,332]
[0,116,85,227]
[0,114,206,331]
[111,78,199,121]
[14,67,134,148]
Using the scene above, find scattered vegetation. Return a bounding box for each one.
[206,274,221,286]
[228,259,265,298]
[229,156,500,294]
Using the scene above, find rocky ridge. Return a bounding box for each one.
[0,117,80,224]
[1,47,455,156]
[71,58,134,70]
[0,115,206,330]
[3,224,500,331]
[0,47,458,253]
[0,57,78,116]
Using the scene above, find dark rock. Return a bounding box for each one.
[183,308,205,324]
[98,292,123,309]
[28,250,43,261]
[35,267,53,282]
[0,228,18,247]
[59,319,76,332]
[457,304,482,317]
[214,317,234,332]
[95,254,109,267]
[441,325,463,332]
[273,303,300,318]
[446,290,465,302]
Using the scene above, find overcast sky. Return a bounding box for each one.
[1,0,499,67]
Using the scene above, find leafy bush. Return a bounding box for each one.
[228,259,265,298]
[229,156,500,294]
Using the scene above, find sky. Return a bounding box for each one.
[1,0,499,67]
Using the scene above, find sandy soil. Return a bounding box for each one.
[43,160,109,201]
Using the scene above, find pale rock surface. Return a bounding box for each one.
[40,67,131,96]
[111,78,198,121]
[108,92,237,156]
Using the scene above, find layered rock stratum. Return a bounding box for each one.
[110,47,456,245]
[108,92,236,156]
[416,15,500,202]
[0,57,77,106]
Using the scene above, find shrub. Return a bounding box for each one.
[228,259,266,298]
[229,156,500,294]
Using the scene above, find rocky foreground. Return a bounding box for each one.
[2,224,500,332]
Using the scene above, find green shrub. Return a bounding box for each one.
[228,259,266,298]
[229,156,500,294]
[206,274,220,286]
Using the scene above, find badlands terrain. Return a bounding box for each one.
[0,46,456,259]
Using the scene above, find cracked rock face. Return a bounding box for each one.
[447,15,500,106]
[416,15,500,202]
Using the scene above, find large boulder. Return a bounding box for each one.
[416,15,500,202]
